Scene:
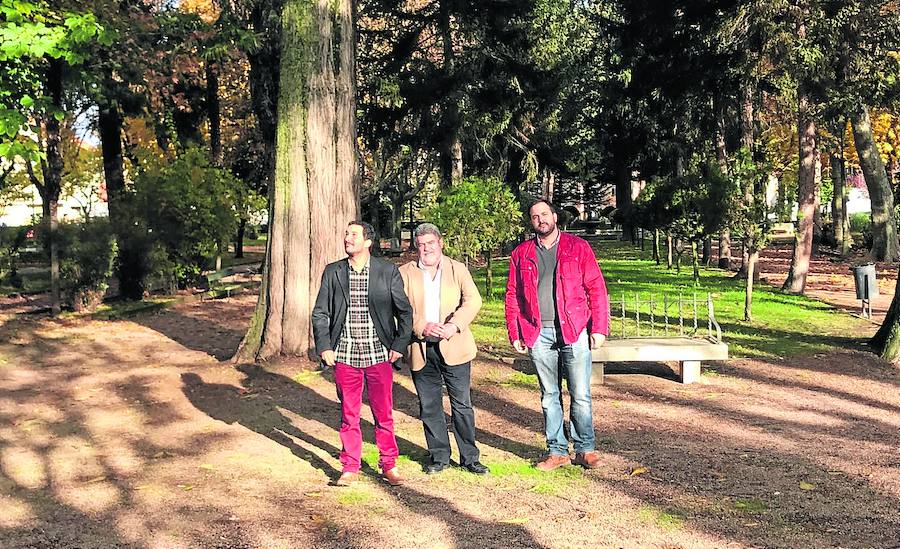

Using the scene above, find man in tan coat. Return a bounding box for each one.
[399,223,488,475]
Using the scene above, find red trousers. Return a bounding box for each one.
[334,361,399,472]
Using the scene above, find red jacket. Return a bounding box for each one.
[505,232,610,347]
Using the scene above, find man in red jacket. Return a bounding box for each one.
[505,200,610,471]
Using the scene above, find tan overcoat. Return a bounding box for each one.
[398,257,482,371]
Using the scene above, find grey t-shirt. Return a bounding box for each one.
[536,241,558,326]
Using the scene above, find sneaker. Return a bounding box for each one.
[383,467,404,486]
[572,451,601,469]
[335,471,358,486]
[535,454,571,471]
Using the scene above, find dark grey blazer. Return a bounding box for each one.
[311,256,413,358]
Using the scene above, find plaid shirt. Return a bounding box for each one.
[334,262,389,368]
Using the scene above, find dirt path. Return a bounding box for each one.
[753,243,896,324]
[1,295,899,548]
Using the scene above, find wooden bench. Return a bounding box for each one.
[201,266,242,298]
[592,292,729,384]
[592,337,728,384]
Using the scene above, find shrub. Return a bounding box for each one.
[849,212,871,233]
[131,148,241,288]
[56,220,117,311]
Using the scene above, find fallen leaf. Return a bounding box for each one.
[799,481,816,491]
[629,467,649,476]
[87,476,107,483]
[177,484,194,491]
[199,463,215,471]
[304,491,322,498]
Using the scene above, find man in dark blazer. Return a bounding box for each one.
[312,221,413,487]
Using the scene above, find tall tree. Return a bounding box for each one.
[236,0,359,360]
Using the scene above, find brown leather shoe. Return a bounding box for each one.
[572,451,601,469]
[535,454,571,471]
[335,471,358,486]
[383,467,404,486]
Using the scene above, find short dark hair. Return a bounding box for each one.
[528,199,557,216]
[348,220,375,243]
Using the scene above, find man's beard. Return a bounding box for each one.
[534,222,556,237]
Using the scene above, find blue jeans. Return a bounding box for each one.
[530,326,595,455]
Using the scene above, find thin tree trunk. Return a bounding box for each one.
[782,90,817,294]
[236,0,359,362]
[438,0,462,188]
[235,218,246,259]
[206,60,222,166]
[849,103,899,262]
[666,233,673,269]
[615,160,635,242]
[831,152,846,250]
[485,252,493,299]
[701,237,712,267]
[715,94,733,270]
[744,248,758,322]
[40,57,64,315]
[653,229,660,265]
[691,241,699,285]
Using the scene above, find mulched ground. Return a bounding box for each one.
[1,291,899,548]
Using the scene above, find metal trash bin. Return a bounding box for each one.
[850,263,878,299]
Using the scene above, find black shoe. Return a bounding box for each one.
[463,462,489,475]
[425,462,450,475]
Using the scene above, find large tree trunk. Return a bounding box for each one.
[849,103,900,262]
[236,0,359,361]
[782,91,818,294]
[206,60,222,165]
[872,264,900,361]
[247,0,281,190]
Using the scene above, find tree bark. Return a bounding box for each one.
[849,103,899,262]
[701,237,712,267]
[691,241,700,285]
[718,232,731,269]
[782,91,818,294]
[236,0,359,362]
[666,233,673,269]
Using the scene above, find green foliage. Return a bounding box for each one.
[425,176,522,261]
[131,148,241,288]
[54,219,117,312]
[0,0,111,162]
[724,149,773,248]
[632,160,734,242]
[849,212,871,233]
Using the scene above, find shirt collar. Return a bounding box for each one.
[536,230,561,250]
[348,256,370,273]
[417,257,443,280]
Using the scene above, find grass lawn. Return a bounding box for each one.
[470,239,873,360]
